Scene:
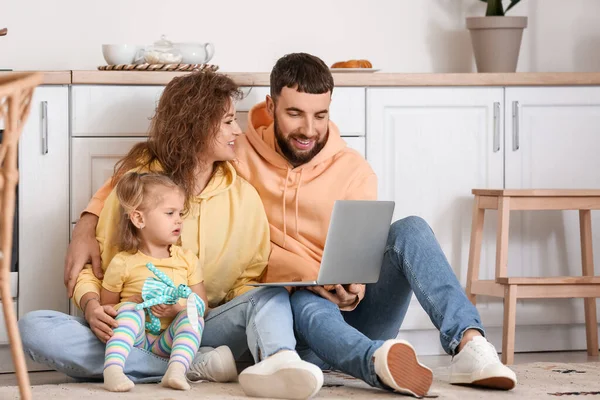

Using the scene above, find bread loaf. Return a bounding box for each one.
[331,59,372,68]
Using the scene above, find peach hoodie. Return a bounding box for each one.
[234,102,377,306]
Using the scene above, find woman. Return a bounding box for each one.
[18,71,323,400]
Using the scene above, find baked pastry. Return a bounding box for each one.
[331,59,372,68]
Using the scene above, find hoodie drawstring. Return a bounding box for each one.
[282,168,304,248]
[282,168,291,248]
[188,200,207,266]
[295,169,304,237]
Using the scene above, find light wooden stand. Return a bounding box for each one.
[466,189,600,365]
[0,72,43,400]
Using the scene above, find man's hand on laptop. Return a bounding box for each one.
[308,284,364,308]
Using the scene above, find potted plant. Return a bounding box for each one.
[466,0,527,72]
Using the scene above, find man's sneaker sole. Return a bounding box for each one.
[472,377,516,390]
[378,341,433,397]
[451,374,516,390]
[239,361,323,399]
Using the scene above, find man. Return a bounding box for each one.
[232,53,517,396]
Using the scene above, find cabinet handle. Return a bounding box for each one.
[41,101,48,155]
[512,101,520,151]
[493,102,500,152]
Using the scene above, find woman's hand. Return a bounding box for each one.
[64,213,102,298]
[150,303,184,319]
[84,299,118,343]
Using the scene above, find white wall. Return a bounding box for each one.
[2,0,599,73]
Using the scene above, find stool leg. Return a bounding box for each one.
[467,196,485,305]
[579,209,599,356]
[496,196,511,280]
[502,285,517,365]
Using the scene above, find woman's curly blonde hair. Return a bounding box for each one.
[113,71,243,204]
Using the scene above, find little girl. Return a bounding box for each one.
[100,172,207,392]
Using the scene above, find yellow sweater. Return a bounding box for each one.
[74,162,271,309]
[103,245,203,329]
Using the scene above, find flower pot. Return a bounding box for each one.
[466,16,528,73]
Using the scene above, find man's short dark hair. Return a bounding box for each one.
[270,53,334,100]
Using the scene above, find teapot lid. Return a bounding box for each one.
[153,34,174,50]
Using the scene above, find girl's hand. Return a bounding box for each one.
[150,303,183,318]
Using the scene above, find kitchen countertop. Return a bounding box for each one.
[71,71,600,86]
[0,71,71,85]
[4,70,600,86]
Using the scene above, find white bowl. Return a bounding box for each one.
[102,44,141,65]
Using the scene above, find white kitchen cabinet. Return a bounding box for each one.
[17,86,70,320]
[71,137,147,222]
[0,86,69,373]
[367,87,504,353]
[367,86,600,355]
[504,87,600,336]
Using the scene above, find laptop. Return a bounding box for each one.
[248,200,395,287]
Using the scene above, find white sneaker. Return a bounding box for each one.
[187,346,238,383]
[238,350,323,399]
[373,339,433,397]
[449,336,517,390]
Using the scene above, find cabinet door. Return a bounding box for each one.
[504,87,600,337]
[71,137,147,222]
[367,87,504,353]
[18,86,70,317]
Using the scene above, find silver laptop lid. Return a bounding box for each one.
[317,200,395,285]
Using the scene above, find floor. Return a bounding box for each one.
[0,350,596,387]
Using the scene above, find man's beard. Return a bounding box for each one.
[274,117,328,167]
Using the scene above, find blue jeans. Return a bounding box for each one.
[292,216,485,388]
[19,286,295,383]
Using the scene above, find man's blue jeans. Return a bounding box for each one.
[292,216,485,388]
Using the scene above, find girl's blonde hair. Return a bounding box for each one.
[115,172,183,253]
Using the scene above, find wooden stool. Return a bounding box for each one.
[0,72,43,400]
[466,189,600,365]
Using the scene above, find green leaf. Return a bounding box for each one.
[485,0,505,16]
[505,0,522,13]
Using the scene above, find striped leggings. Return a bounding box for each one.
[104,302,203,372]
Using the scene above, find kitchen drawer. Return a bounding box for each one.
[236,87,365,136]
[71,85,365,138]
[72,85,265,138]
[72,86,164,137]
[71,137,146,222]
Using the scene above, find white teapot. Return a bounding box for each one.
[174,42,215,64]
